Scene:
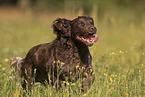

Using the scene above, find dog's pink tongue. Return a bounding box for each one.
[83,34,98,42]
[90,35,98,42]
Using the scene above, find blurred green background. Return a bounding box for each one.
[0,0,145,96]
[0,0,145,58]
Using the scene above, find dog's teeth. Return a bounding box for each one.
[89,40,94,43]
[82,37,85,40]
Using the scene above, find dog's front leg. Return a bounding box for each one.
[81,68,95,93]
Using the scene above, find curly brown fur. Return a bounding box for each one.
[15,16,98,92]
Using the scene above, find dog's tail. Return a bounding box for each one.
[10,57,23,76]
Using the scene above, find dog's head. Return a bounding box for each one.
[53,18,71,38]
[53,16,98,46]
[71,16,98,46]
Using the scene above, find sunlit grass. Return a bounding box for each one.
[0,8,145,96]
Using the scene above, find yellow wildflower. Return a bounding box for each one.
[90,69,93,72]
[70,72,72,74]
[125,93,129,96]
[76,65,79,68]
[120,81,123,85]
[110,78,113,82]
[108,89,111,92]
[61,62,65,65]
[57,60,60,63]
[111,74,114,77]
[66,82,70,85]
[104,73,108,76]
[82,67,85,70]
[53,61,56,64]
[63,81,66,83]
[119,51,124,54]
[110,78,115,82]
[34,69,37,74]
[84,94,87,96]
[112,52,115,55]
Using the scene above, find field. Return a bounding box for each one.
[0,7,145,97]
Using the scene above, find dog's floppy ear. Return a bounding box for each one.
[53,18,71,37]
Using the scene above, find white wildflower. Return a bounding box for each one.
[9,76,13,79]
[5,58,9,62]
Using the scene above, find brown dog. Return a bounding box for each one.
[11,16,98,92]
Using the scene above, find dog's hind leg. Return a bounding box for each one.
[21,62,34,90]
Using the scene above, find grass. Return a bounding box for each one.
[0,7,145,97]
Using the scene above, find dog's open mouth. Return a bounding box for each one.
[76,34,98,46]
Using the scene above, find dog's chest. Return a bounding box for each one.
[56,45,80,61]
[55,45,91,67]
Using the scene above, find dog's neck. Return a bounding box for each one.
[57,36,72,48]
[73,39,91,65]
[58,36,90,51]
[56,37,91,65]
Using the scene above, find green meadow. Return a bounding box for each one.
[0,7,145,97]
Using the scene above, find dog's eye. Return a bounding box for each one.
[90,22,94,25]
[78,21,85,27]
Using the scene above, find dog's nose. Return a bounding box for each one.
[90,26,97,32]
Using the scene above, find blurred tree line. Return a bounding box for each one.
[0,0,145,16]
